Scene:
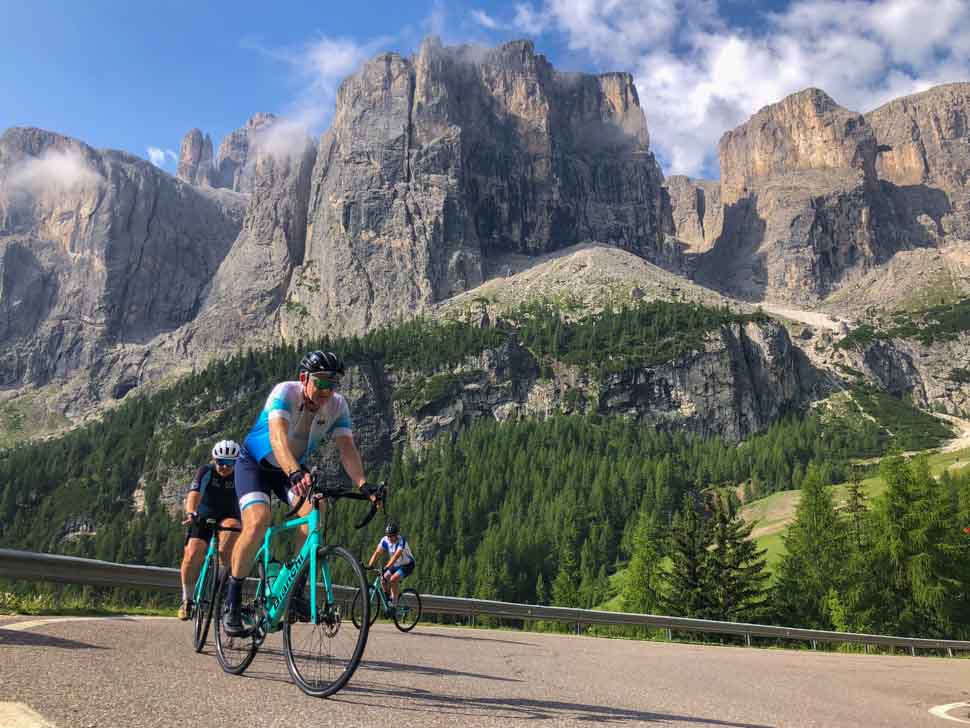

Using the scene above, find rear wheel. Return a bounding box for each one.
[192,556,218,652]
[214,572,259,674]
[393,589,422,632]
[283,546,369,697]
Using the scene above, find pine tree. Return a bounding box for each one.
[622,508,664,614]
[662,493,710,618]
[707,495,769,621]
[773,464,843,628]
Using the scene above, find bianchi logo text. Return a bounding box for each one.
[271,551,308,612]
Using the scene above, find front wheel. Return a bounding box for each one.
[283,545,369,697]
[192,556,218,653]
[393,589,422,632]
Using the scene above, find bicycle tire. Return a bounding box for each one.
[283,545,369,697]
[192,555,218,652]
[393,589,422,632]
[350,587,378,629]
[214,571,259,674]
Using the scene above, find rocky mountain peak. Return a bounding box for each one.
[866,82,970,190]
[719,87,877,204]
[176,128,214,186]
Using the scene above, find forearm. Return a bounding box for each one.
[338,441,366,487]
[270,423,301,475]
[184,492,201,514]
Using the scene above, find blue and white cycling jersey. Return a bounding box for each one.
[242,381,353,468]
[380,535,415,566]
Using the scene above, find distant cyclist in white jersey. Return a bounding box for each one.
[366,521,415,607]
[221,350,379,636]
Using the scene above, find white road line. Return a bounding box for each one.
[930,703,970,723]
[0,702,57,727]
[2,615,171,632]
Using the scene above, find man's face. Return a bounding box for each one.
[302,371,341,404]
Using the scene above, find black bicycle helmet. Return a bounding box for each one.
[299,350,344,376]
[384,521,399,536]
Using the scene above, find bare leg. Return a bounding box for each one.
[180,538,207,597]
[218,517,241,571]
[231,505,271,578]
[388,571,402,602]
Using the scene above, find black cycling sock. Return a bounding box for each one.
[226,575,243,609]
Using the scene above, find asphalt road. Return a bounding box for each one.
[2,615,970,727]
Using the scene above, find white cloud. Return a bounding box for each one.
[509,0,970,177]
[4,148,102,196]
[146,146,177,167]
[243,33,391,160]
[472,8,503,30]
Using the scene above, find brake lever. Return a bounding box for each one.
[353,483,387,529]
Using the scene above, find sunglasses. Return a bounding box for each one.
[216,459,236,467]
[311,375,341,390]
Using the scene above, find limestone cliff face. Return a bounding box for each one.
[281,38,672,339]
[346,318,810,458]
[176,114,277,193]
[0,127,245,399]
[176,129,214,187]
[663,175,722,253]
[212,113,278,193]
[686,89,903,303]
[718,88,878,204]
[866,83,970,243]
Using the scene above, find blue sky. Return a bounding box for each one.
[3,1,969,178]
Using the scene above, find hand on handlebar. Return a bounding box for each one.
[181,511,198,526]
[288,467,312,499]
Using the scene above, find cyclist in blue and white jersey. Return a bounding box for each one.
[366,522,415,607]
[221,350,380,636]
[178,439,242,620]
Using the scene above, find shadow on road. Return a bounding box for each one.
[411,630,534,647]
[339,683,775,727]
[361,659,523,683]
[0,628,105,650]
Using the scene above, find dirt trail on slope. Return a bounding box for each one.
[759,303,849,331]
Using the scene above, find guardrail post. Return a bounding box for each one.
[666,628,673,642]
[910,645,916,657]
[745,633,751,648]
[864,644,870,655]
[811,640,817,651]
[575,622,581,635]
[948,648,954,658]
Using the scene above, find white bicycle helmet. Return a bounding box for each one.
[211,439,240,461]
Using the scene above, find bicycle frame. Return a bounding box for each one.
[253,501,331,631]
[192,534,220,605]
[367,574,390,614]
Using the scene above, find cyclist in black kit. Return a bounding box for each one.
[178,440,242,620]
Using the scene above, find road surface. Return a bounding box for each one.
[2,615,970,727]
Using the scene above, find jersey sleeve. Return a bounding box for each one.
[265,382,295,423]
[188,465,209,493]
[327,396,353,439]
[379,537,389,553]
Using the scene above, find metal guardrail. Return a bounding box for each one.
[4,548,970,656]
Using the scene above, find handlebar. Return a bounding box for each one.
[284,470,386,529]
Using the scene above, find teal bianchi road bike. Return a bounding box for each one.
[352,567,422,632]
[190,518,241,653]
[214,474,384,697]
